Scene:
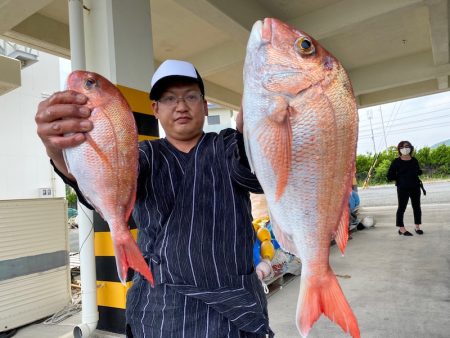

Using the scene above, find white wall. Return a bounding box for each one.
[203,107,236,133]
[0,52,67,200]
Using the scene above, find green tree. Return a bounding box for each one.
[429,144,447,166]
[382,146,398,162]
[355,144,450,187]
[415,146,431,164]
[373,159,391,183]
[415,147,431,176]
[356,154,372,173]
[66,185,78,209]
[356,154,373,183]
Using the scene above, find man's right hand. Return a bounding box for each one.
[35,90,93,178]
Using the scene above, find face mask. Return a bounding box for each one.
[400,147,411,155]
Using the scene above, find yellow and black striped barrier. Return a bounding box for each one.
[117,84,159,142]
[93,84,158,333]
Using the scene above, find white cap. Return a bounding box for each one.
[149,60,204,100]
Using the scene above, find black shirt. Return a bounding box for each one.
[387,157,422,189]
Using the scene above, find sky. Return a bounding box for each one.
[357,91,450,155]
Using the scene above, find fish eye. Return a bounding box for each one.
[295,37,315,55]
[84,77,97,90]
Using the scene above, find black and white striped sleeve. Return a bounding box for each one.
[222,129,263,193]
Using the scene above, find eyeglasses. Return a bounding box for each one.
[158,92,203,107]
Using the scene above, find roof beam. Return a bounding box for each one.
[426,0,449,65]
[437,75,449,89]
[187,41,244,77]
[0,0,54,34]
[171,0,269,78]
[184,0,425,79]
[288,0,423,39]
[204,78,241,110]
[350,50,450,95]
[172,0,268,46]
[357,79,446,107]
[2,13,70,57]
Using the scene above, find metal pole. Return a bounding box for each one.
[68,1,98,337]
[69,0,86,71]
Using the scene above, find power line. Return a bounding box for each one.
[358,98,450,123]
[359,113,450,137]
[359,120,450,139]
[359,107,450,132]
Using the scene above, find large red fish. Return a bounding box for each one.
[243,18,359,337]
[65,71,154,286]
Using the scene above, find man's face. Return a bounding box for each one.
[152,81,208,142]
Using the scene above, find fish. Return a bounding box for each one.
[242,18,359,337]
[65,70,154,286]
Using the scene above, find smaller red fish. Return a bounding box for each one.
[65,71,154,286]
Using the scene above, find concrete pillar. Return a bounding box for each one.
[82,0,158,333]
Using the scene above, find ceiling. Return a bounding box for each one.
[1,0,449,109]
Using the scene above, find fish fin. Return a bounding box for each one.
[269,209,298,256]
[335,206,349,254]
[256,106,293,201]
[113,230,154,286]
[335,165,356,254]
[297,270,360,338]
[84,133,114,172]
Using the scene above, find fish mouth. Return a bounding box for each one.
[251,18,272,44]
[261,18,272,42]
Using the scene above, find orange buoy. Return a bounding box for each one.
[257,227,271,242]
[260,240,275,260]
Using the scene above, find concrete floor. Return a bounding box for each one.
[10,314,120,338]
[9,202,450,338]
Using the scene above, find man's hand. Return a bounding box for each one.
[35,90,93,178]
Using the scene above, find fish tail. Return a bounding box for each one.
[296,271,360,338]
[113,231,154,286]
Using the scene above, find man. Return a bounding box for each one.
[35,60,273,337]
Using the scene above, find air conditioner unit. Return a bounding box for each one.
[38,187,53,198]
[0,198,71,332]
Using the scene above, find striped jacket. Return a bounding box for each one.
[126,129,273,337]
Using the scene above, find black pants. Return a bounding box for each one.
[396,186,422,227]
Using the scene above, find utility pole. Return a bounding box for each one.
[367,109,377,154]
[363,109,378,189]
[379,106,388,150]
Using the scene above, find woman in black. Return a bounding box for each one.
[387,140,424,236]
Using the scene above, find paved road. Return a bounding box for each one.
[357,180,450,207]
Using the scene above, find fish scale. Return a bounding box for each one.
[243,18,359,337]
